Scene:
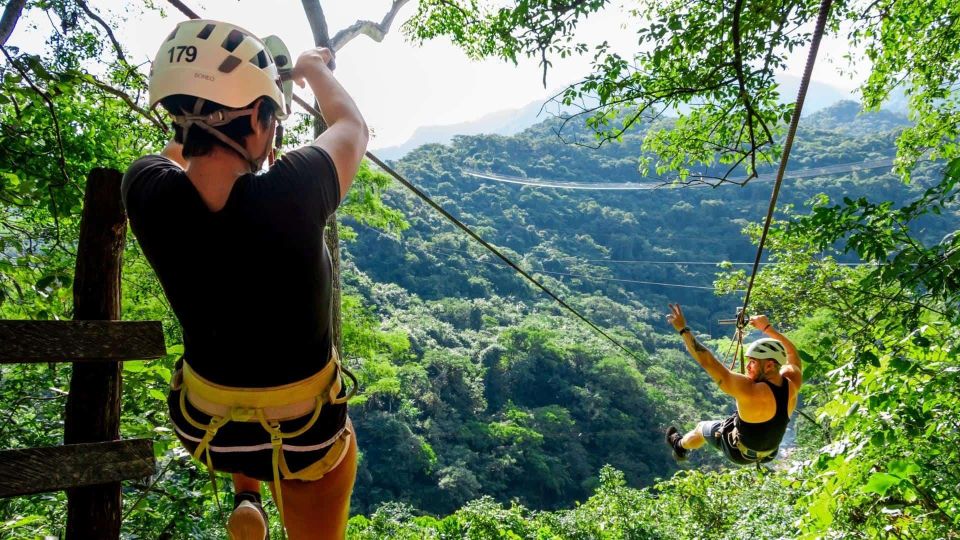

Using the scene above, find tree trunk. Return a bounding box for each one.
[63,168,127,539]
[325,215,341,354]
[315,117,342,355]
[301,1,342,354]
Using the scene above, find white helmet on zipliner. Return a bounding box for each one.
[148,19,290,118]
[744,338,787,365]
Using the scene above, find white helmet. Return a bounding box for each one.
[148,19,290,119]
[744,338,787,364]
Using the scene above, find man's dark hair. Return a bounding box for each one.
[160,94,276,158]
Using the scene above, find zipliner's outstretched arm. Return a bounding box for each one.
[666,303,754,399]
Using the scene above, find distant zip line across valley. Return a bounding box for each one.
[462,157,905,190]
[353,224,877,296]
[354,224,738,292]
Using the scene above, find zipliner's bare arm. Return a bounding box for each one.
[750,314,802,388]
[291,48,368,201]
[668,303,754,398]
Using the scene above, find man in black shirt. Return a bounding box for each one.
[663,304,803,465]
[123,19,367,539]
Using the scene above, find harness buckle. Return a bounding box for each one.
[268,422,283,445]
[230,406,258,422]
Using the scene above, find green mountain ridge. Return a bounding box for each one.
[336,101,958,521]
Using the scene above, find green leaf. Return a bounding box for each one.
[35,275,57,290]
[864,472,900,495]
[888,459,920,479]
[946,157,960,179]
[124,361,147,373]
[3,514,44,529]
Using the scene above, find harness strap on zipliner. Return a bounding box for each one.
[178,388,230,513]
[176,351,358,528]
[255,396,324,524]
[727,425,777,463]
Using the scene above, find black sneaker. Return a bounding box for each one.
[666,426,688,462]
[227,491,270,540]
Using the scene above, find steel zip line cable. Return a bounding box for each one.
[164,0,646,365]
[354,223,736,291]
[462,157,910,191]
[738,0,834,325]
[363,153,647,363]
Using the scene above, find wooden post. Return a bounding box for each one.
[63,168,127,539]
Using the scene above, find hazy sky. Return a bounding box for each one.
[10,1,862,149]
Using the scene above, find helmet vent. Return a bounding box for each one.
[165,28,178,42]
[196,23,215,40]
[251,49,272,69]
[218,55,243,73]
[222,29,247,53]
[274,54,289,68]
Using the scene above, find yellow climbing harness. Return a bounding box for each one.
[174,349,358,524]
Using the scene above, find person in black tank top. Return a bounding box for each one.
[663,304,804,466]
[125,19,369,539]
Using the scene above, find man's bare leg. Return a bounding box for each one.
[681,422,709,450]
[233,474,260,494]
[229,474,267,539]
[268,435,358,540]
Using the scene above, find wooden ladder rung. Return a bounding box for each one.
[0,321,166,364]
[0,439,156,498]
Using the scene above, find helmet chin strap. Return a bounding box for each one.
[174,98,267,173]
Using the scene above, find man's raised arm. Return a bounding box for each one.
[667,303,753,397]
[291,47,368,201]
[750,315,802,387]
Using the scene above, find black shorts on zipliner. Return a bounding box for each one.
[701,416,777,466]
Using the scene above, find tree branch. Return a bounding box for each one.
[0,46,70,189]
[731,0,759,175]
[330,0,412,51]
[76,0,130,67]
[166,0,199,20]
[302,0,331,47]
[86,74,169,133]
[0,0,27,47]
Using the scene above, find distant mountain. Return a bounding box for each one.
[373,99,553,160]
[777,74,853,115]
[805,100,911,134]
[373,74,904,161]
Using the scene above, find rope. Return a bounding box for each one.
[722,0,833,372]
[365,154,646,364]
[739,0,833,318]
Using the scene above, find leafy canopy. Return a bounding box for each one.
[408,0,960,184]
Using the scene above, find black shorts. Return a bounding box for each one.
[168,381,350,482]
[702,416,777,466]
